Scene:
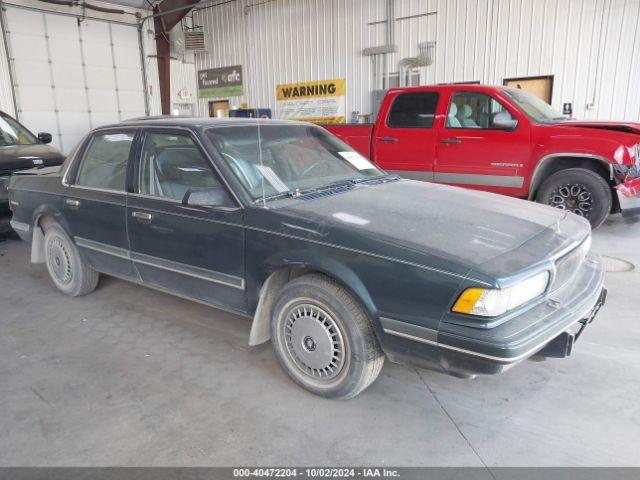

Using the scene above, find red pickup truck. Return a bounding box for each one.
[325,85,640,228]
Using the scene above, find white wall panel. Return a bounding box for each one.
[3,4,147,152]
[194,0,640,122]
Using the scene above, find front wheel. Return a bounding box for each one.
[271,274,384,399]
[535,168,612,229]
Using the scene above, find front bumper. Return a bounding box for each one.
[381,251,605,377]
[616,177,640,215]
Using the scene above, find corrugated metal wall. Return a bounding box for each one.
[193,0,640,121]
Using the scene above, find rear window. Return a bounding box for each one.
[387,92,439,128]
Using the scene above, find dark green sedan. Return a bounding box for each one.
[8,117,605,398]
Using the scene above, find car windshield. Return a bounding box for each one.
[205,123,387,201]
[503,88,566,124]
[0,112,38,146]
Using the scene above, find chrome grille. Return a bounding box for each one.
[551,238,590,291]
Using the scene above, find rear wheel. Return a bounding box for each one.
[44,223,99,296]
[271,274,384,399]
[535,168,612,229]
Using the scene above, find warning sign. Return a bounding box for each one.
[276,79,346,124]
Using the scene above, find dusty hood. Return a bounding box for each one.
[257,179,589,280]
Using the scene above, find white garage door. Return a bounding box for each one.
[4,7,147,153]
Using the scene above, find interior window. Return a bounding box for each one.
[138,132,221,201]
[446,92,516,129]
[76,132,134,190]
[387,92,439,128]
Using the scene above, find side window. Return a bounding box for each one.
[387,92,439,128]
[138,131,222,202]
[446,92,516,129]
[76,132,134,191]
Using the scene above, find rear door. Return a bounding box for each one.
[372,90,440,180]
[63,128,137,279]
[126,128,246,313]
[434,90,532,196]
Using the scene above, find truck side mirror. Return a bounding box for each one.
[37,132,53,144]
[493,112,518,131]
[182,186,235,208]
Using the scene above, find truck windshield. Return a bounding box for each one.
[205,123,387,201]
[503,88,566,124]
[0,112,38,146]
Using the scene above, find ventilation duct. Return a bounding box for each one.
[398,41,436,87]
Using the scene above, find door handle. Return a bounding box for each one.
[440,138,462,145]
[379,137,399,143]
[132,211,153,222]
[65,198,80,209]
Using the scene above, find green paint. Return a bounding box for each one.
[198,85,244,98]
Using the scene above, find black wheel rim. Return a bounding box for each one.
[548,183,593,218]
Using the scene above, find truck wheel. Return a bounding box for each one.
[43,223,99,296]
[271,273,384,399]
[535,168,612,229]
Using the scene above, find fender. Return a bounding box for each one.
[527,153,613,200]
[30,204,72,264]
[248,251,378,346]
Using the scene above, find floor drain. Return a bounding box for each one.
[601,255,635,273]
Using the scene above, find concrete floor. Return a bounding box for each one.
[1,214,639,467]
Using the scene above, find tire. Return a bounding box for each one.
[43,223,99,296]
[271,273,384,399]
[535,168,612,229]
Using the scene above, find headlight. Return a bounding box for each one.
[452,271,550,317]
[636,143,640,165]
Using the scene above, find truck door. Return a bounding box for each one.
[372,91,439,180]
[435,90,531,196]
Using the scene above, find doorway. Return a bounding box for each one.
[503,75,554,103]
[208,100,230,118]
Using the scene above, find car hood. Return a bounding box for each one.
[0,144,65,174]
[555,120,640,136]
[252,179,589,282]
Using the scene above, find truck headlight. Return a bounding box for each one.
[452,271,550,317]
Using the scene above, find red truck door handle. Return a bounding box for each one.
[440,138,462,145]
[378,137,398,143]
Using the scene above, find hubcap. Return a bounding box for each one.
[548,183,593,217]
[283,304,346,380]
[47,236,73,285]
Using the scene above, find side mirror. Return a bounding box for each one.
[37,132,52,144]
[182,186,235,208]
[492,112,518,131]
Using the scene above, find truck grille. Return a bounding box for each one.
[551,237,591,291]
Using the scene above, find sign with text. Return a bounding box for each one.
[276,79,346,124]
[198,65,243,98]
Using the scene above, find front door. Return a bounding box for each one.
[126,128,246,313]
[64,129,137,280]
[372,90,440,180]
[209,100,230,118]
[435,90,532,197]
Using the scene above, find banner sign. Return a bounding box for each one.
[276,79,346,124]
[198,65,243,98]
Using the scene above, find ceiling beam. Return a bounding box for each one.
[153,0,199,115]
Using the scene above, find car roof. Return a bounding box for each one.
[102,116,313,130]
